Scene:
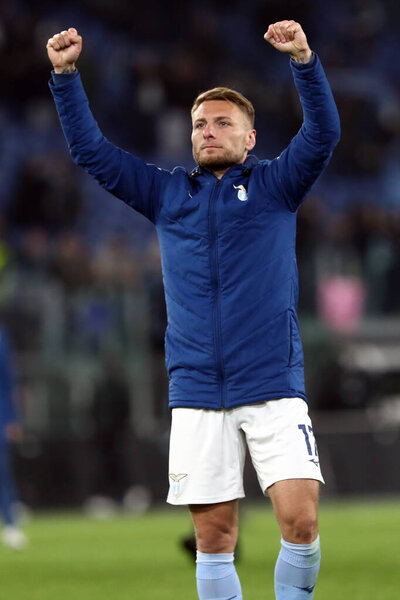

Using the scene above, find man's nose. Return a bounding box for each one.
[203,124,215,137]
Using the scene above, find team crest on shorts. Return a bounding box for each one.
[169,473,188,496]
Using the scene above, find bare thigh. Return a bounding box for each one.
[189,499,239,554]
[267,479,320,544]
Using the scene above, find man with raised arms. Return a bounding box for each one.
[47,20,340,599]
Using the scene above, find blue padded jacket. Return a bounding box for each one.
[49,53,340,410]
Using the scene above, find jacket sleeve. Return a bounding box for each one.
[263,53,340,212]
[49,71,169,223]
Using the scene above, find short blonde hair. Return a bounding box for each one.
[191,87,255,127]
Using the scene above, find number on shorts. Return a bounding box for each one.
[298,424,318,457]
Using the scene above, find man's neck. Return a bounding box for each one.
[208,159,248,180]
[211,167,230,180]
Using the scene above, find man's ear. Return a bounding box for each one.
[246,129,256,151]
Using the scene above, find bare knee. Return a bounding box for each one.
[280,510,319,544]
[268,479,320,545]
[190,501,238,554]
[195,519,237,553]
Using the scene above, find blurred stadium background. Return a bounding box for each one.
[0,0,400,592]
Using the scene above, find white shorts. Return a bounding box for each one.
[167,397,324,505]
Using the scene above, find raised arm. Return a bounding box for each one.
[263,21,340,211]
[47,28,168,223]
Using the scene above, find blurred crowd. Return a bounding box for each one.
[0,0,399,297]
[0,0,400,434]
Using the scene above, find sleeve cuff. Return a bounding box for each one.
[51,70,79,85]
[290,52,317,69]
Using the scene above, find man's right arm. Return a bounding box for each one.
[263,22,340,212]
[47,29,167,223]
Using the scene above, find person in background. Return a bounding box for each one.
[90,353,131,501]
[0,325,28,550]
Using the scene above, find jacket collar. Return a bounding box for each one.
[190,154,259,178]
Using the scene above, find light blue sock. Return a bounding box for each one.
[196,551,243,600]
[274,535,321,599]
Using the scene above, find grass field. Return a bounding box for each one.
[2,498,399,600]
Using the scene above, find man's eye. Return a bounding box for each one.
[196,123,205,129]
[219,121,229,126]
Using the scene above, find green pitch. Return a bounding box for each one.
[2,499,399,600]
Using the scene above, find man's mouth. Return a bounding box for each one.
[201,145,222,150]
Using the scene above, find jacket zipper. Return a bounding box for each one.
[209,179,225,408]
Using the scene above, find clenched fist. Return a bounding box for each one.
[46,28,82,73]
[264,20,312,63]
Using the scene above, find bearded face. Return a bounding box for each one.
[191,100,256,177]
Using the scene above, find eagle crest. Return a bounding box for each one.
[169,473,188,482]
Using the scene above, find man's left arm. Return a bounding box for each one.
[264,21,341,211]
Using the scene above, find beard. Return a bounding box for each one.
[193,147,244,172]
